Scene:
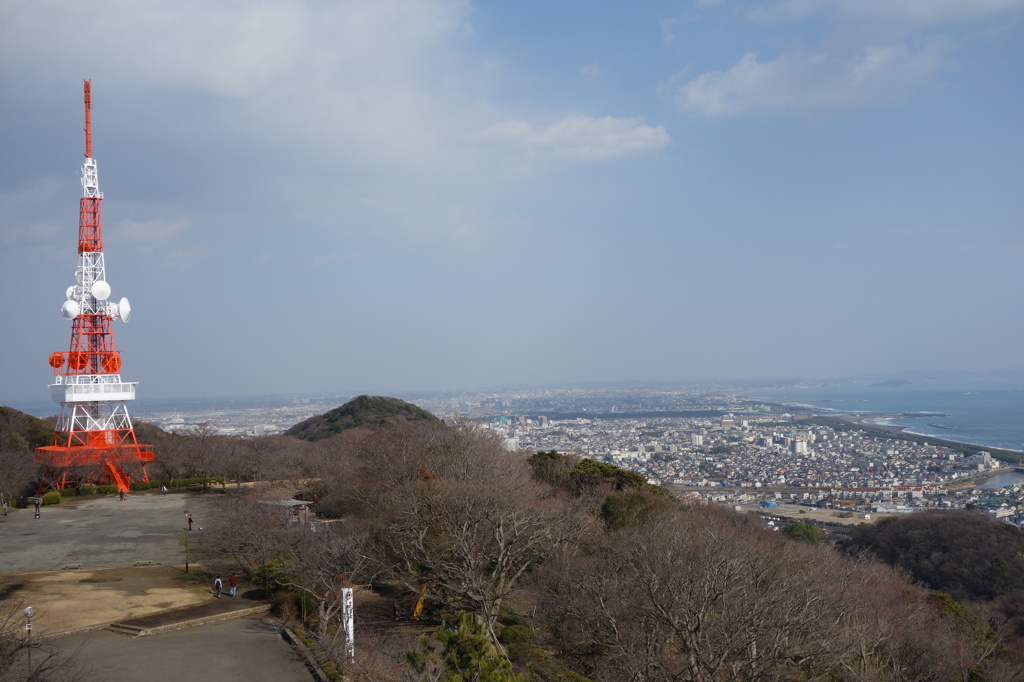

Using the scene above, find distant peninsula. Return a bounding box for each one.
[871,379,912,387]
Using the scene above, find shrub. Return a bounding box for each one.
[98,484,119,495]
[570,459,648,492]
[170,477,206,488]
[253,557,295,597]
[499,624,532,645]
[41,491,62,506]
[783,521,825,545]
[600,487,678,531]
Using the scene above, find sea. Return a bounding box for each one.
[746,377,1024,488]
[745,378,1024,452]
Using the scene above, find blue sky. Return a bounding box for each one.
[1,0,1022,402]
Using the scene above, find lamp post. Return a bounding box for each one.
[24,606,34,675]
[183,510,190,573]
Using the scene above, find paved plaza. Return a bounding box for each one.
[56,616,309,682]
[0,490,207,574]
[0,489,313,681]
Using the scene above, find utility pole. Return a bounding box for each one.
[184,511,190,573]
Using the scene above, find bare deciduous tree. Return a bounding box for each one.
[536,504,1010,682]
[347,425,588,650]
[0,601,96,681]
[0,448,38,503]
[283,521,371,640]
[200,491,292,574]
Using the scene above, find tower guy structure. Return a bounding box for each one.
[35,81,153,492]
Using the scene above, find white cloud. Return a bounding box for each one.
[579,62,602,81]
[110,219,186,255]
[475,115,672,160]
[765,0,1024,25]
[679,0,1022,117]
[674,41,946,116]
[163,247,210,270]
[0,0,473,164]
[0,0,471,97]
[0,179,64,252]
[0,0,674,259]
[661,17,679,44]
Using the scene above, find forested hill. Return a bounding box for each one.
[0,406,53,452]
[284,395,441,441]
[841,510,1024,602]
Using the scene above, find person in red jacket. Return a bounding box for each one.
[229,572,239,597]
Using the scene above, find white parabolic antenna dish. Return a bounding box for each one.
[61,300,80,320]
[66,286,76,301]
[91,280,111,300]
[118,297,131,322]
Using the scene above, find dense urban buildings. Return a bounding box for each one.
[132,386,1024,528]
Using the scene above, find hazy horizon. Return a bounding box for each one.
[2,2,1022,404]
[6,369,1023,415]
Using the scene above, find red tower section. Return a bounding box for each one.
[35,81,153,492]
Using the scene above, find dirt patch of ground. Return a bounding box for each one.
[736,503,886,526]
[0,564,211,636]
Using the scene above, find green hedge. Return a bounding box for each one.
[168,477,219,487]
[41,491,62,506]
[130,481,162,491]
[43,478,218,496]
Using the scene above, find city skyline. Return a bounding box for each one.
[2,1,1022,403]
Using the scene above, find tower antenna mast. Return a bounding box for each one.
[84,80,92,159]
[35,80,153,493]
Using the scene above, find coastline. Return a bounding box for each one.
[945,466,1016,492]
[752,385,1024,456]
[802,413,1021,491]
[800,412,1024,463]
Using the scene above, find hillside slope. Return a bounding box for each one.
[0,406,54,451]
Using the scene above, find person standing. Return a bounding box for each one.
[213,577,222,598]
[229,573,239,597]
[187,514,193,531]
[161,485,167,495]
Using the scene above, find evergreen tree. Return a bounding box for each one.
[406,612,522,682]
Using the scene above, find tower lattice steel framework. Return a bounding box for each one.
[35,81,153,492]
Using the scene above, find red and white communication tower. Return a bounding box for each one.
[35,81,153,492]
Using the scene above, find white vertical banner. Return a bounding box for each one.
[342,587,354,663]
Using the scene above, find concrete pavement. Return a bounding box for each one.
[55,616,310,682]
[0,490,209,573]
[0,489,314,681]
